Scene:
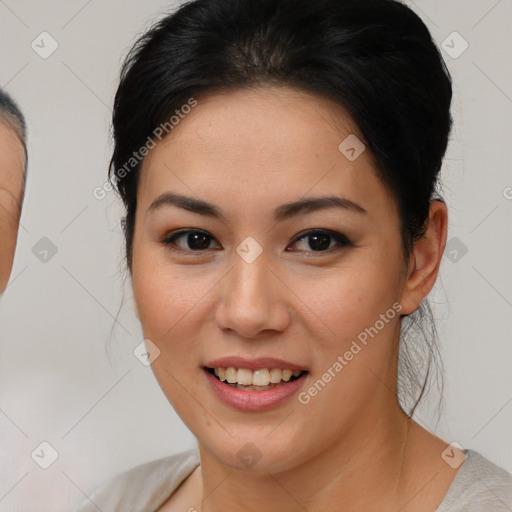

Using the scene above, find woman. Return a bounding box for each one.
[78,0,512,510]
[0,89,26,295]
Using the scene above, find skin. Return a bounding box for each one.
[0,121,25,294]
[130,86,457,511]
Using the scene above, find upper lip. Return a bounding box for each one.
[204,356,308,372]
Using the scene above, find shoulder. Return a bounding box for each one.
[76,449,200,512]
[437,449,512,511]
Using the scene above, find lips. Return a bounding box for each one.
[204,356,308,372]
[202,356,309,411]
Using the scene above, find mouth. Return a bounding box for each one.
[202,357,310,411]
[204,366,309,391]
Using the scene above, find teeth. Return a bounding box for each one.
[226,367,237,384]
[269,368,282,383]
[211,367,305,386]
[237,368,253,386]
[253,369,270,386]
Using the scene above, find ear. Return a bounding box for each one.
[399,200,448,315]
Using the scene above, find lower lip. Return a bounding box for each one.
[204,368,308,412]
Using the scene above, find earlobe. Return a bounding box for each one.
[400,200,448,315]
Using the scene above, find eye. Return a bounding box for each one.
[161,228,353,255]
[162,229,220,252]
[286,229,353,254]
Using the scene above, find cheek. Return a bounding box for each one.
[290,265,403,441]
[131,248,225,435]
[134,262,201,337]
[302,249,403,350]
[131,244,220,368]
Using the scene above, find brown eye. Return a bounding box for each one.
[162,229,219,252]
[287,229,353,254]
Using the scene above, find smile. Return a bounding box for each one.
[207,367,307,390]
[203,365,309,411]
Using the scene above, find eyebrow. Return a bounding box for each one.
[147,192,367,221]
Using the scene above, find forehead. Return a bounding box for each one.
[138,86,394,216]
[152,86,362,166]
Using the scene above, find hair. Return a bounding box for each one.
[109,0,453,416]
[0,88,28,192]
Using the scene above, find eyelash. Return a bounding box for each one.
[161,228,354,256]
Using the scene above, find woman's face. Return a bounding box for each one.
[0,122,24,294]
[131,86,415,472]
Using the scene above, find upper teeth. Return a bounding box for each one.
[213,368,303,386]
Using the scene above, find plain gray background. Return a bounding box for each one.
[0,1,510,510]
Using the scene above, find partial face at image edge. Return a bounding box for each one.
[0,120,26,295]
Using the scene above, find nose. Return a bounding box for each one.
[214,251,291,339]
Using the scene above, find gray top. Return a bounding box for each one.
[76,449,512,512]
